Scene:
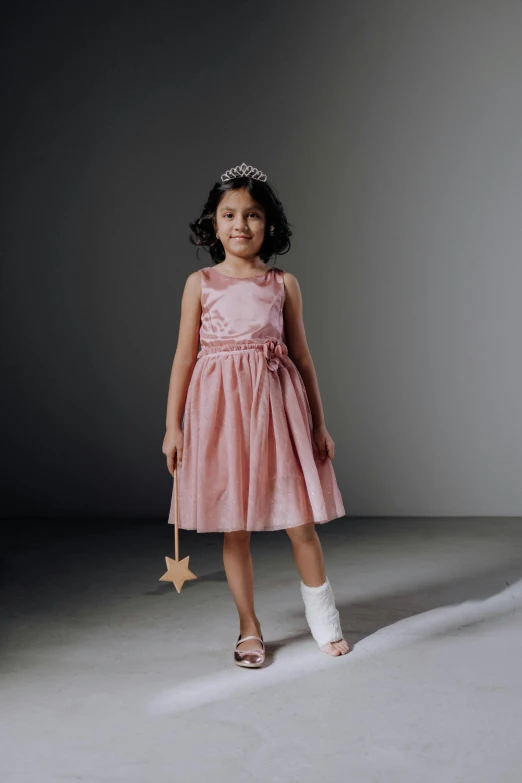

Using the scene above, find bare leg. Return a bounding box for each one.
[286,523,349,656]
[223,530,263,652]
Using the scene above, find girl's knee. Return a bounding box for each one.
[285,522,316,545]
[223,530,251,547]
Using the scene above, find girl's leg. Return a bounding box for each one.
[286,522,349,656]
[223,530,263,652]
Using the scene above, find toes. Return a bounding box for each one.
[319,639,351,656]
[332,639,350,655]
[320,642,340,656]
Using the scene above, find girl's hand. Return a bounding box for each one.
[313,425,335,461]
[162,426,184,477]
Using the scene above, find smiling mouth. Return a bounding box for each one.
[232,237,250,240]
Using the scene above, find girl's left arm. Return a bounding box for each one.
[282,272,336,461]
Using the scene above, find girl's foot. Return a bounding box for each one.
[300,577,349,655]
[320,638,350,656]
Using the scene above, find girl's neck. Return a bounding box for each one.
[219,256,267,275]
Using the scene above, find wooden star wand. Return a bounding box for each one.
[159,464,197,593]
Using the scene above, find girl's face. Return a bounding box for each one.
[213,188,267,261]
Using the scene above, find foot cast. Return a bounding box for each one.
[300,576,350,656]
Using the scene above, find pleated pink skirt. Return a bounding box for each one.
[168,340,346,533]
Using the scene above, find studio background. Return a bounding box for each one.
[3,0,522,520]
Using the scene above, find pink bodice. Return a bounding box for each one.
[197,265,289,371]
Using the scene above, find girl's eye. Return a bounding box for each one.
[223,212,260,218]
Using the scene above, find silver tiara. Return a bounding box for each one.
[221,162,267,183]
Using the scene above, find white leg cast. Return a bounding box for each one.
[300,576,343,647]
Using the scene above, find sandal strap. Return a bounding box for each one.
[235,635,264,648]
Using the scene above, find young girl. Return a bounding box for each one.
[162,162,349,668]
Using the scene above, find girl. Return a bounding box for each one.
[162,162,349,668]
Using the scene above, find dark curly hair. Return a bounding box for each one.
[189,175,292,264]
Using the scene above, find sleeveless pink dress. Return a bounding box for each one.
[167,264,345,532]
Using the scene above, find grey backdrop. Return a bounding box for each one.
[3,0,521,519]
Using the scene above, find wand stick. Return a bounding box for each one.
[159,463,197,593]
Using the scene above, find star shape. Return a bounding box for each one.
[159,555,197,593]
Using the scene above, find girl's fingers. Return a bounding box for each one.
[165,446,183,476]
[166,450,176,476]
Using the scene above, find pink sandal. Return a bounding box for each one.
[234,634,265,668]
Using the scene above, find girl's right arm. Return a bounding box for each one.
[162,270,202,476]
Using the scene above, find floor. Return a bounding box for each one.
[1,517,522,782]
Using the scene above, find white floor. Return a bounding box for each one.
[1,518,522,782]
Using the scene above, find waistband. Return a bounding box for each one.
[197,339,290,371]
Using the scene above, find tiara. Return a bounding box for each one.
[221,162,267,183]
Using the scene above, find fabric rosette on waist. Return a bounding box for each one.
[197,339,290,372]
[262,339,290,371]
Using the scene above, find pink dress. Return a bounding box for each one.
[167,264,346,533]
